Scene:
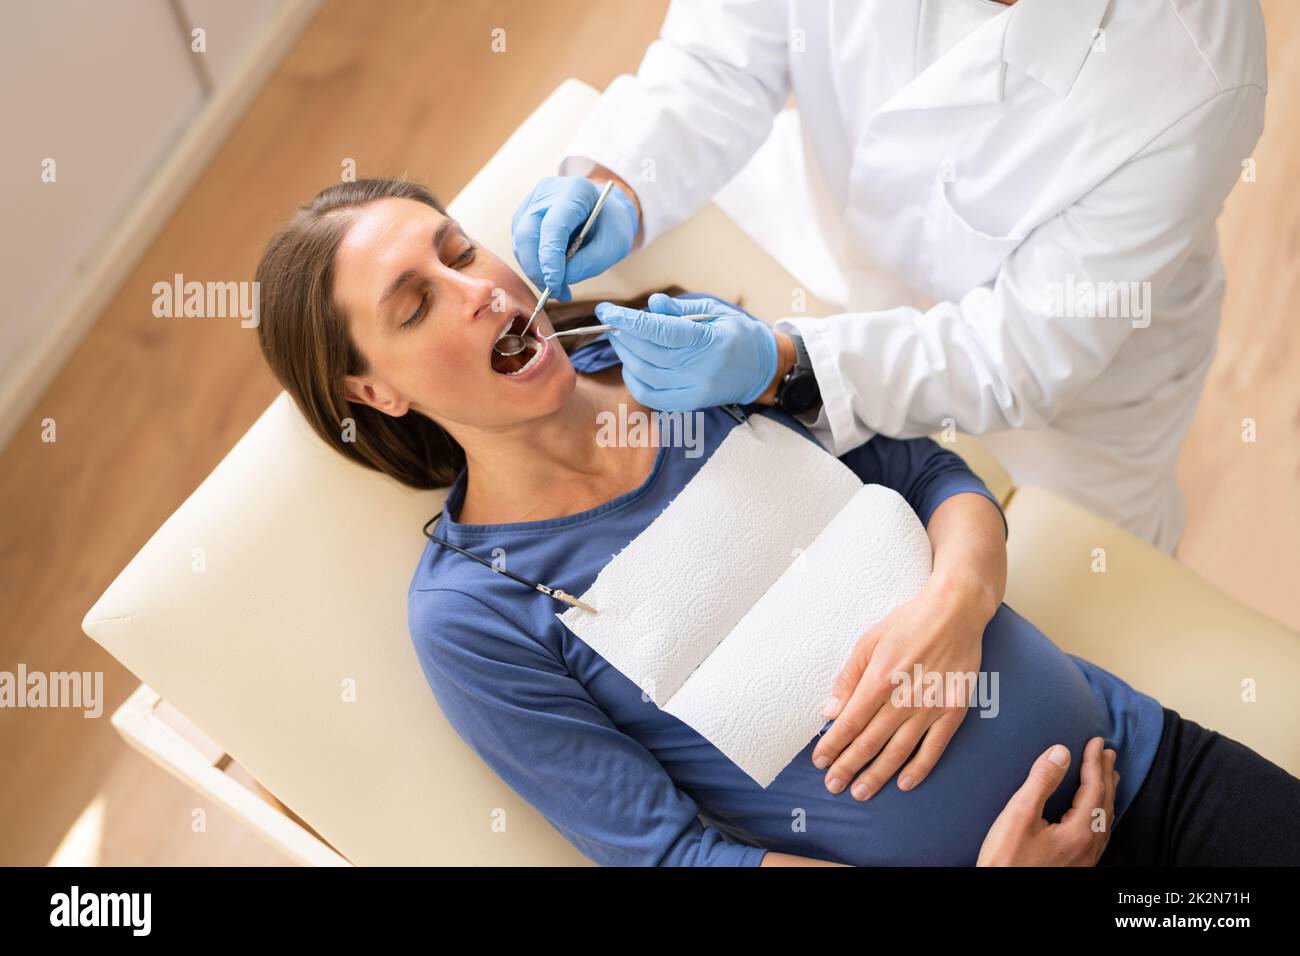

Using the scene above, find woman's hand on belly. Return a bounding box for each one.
[810,576,991,800]
[977,737,1119,866]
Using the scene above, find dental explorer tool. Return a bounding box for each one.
[494,180,617,357]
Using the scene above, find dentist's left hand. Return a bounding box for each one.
[595,294,779,410]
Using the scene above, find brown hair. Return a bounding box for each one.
[254,176,681,489]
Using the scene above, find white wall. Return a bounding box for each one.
[0,0,303,451]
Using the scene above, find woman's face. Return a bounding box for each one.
[334,197,575,433]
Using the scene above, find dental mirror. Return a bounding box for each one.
[493,332,529,356]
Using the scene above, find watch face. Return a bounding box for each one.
[780,371,820,413]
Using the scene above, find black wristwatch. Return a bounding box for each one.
[773,333,822,416]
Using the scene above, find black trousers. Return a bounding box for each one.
[1099,707,1300,865]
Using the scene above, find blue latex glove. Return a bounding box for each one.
[511,176,639,302]
[594,294,778,411]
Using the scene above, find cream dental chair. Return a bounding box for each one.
[82,79,1300,867]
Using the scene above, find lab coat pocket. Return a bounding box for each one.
[920,174,1026,299]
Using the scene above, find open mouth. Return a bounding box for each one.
[490,311,546,376]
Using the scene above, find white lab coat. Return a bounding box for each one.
[560,0,1267,553]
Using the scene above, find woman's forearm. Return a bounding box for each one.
[923,491,1007,621]
[759,850,850,867]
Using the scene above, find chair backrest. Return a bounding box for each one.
[81,80,834,865]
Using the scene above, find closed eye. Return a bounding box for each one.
[401,244,477,329]
[402,292,429,328]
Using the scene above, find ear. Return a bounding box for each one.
[343,374,409,417]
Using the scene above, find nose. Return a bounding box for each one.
[448,269,501,323]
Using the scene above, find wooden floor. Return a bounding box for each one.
[1,0,1296,866]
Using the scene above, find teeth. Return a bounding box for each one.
[494,313,520,345]
[504,338,544,376]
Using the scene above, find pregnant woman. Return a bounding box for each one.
[254,177,1300,866]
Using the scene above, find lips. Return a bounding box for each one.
[490,310,547,376]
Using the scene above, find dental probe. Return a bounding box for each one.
[501,179,617,353]
[540,311,747,342]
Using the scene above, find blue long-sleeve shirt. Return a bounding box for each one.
[407,337,1164,866]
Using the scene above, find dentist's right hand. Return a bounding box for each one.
[511,176,640,302]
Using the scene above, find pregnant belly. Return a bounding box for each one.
[737,604,1117,866]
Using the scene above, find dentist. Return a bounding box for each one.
[512,0,1267,557]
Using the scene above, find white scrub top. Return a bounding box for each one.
[559,0,1267,553]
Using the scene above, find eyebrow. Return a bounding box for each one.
[377,219,454,310]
